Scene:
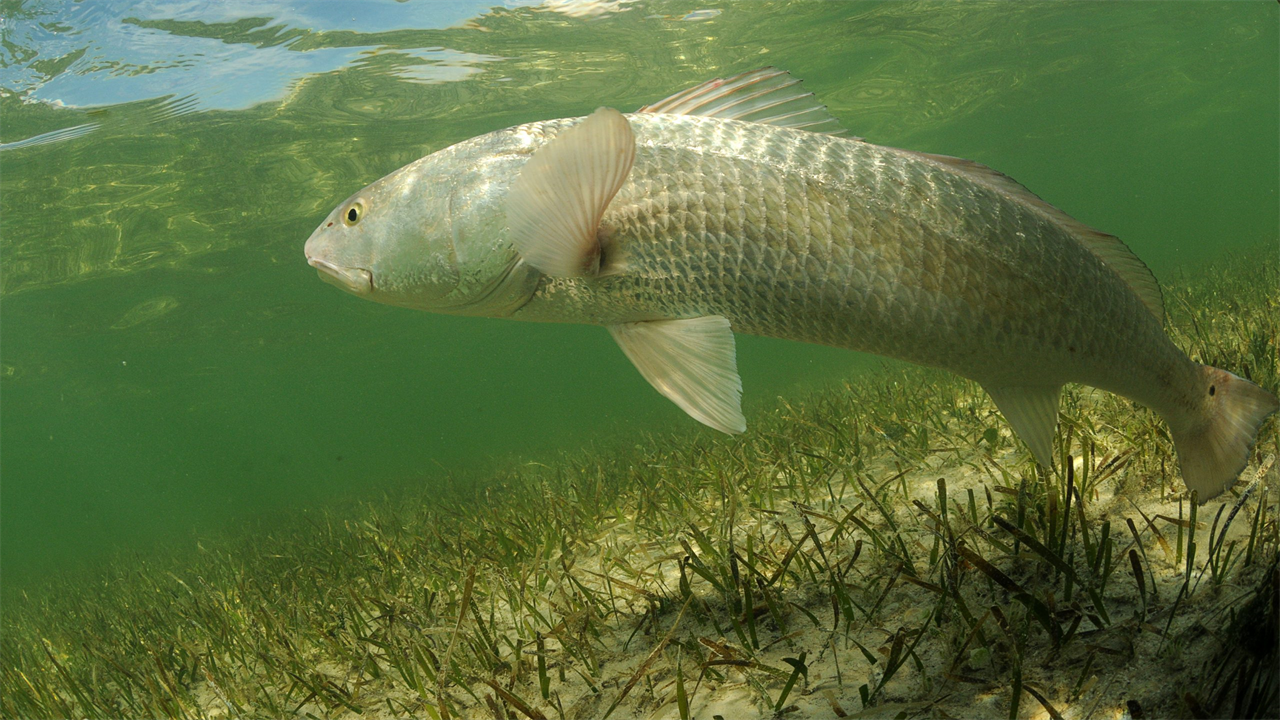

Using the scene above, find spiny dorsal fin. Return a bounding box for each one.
[910,150,1164,324]
[609,316,746,435]
[507,107,635,278]
[638,67,849,137]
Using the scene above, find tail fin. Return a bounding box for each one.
[1172,366,1278,502]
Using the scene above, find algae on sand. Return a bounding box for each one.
[2,249,1277,719]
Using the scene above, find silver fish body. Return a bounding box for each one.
[510,114,1177,405]
[305,70,1276,500]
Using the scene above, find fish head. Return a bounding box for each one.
[304,162,460,307]
[304,140,539,316]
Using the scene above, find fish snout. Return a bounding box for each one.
[305,229,374,295]
[307,255,373,295]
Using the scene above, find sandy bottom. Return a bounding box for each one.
[192,398,1277,720]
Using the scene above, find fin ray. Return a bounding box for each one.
[1173,366,1279,502]
[984,384,1062,468]
[507,107,635,277]
[609,316,746,434]
[638,67,848,136]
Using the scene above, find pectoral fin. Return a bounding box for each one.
[609,316,746,435]
[983,384,1062,468]
[507,107,636,277]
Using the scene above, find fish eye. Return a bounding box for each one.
[343,200,365,226]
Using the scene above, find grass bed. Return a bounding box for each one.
[3,249,1277,720]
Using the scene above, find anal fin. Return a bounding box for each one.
[983,384,1063,468]
[609,316,746,434]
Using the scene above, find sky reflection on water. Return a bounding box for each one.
[1,0,546,115]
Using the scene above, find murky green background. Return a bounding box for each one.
[2,0,1276,593]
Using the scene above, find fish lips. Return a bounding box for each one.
[308,256,374,295]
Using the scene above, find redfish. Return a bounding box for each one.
[305,68,1276,500]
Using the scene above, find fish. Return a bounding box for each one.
[304,67,1277,501]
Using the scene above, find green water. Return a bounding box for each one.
[1,0,1276,593]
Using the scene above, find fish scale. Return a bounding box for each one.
[514,113,1158,394]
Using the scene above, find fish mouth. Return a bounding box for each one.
[308,257,373,294]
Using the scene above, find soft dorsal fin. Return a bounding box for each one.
[507,107,635,277]
[910,151,1165,324]
[609,316,746,435]
[638,67,848,136]
[984,384,1063,469]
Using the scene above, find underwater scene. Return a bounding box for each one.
[1,1,1277,718]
